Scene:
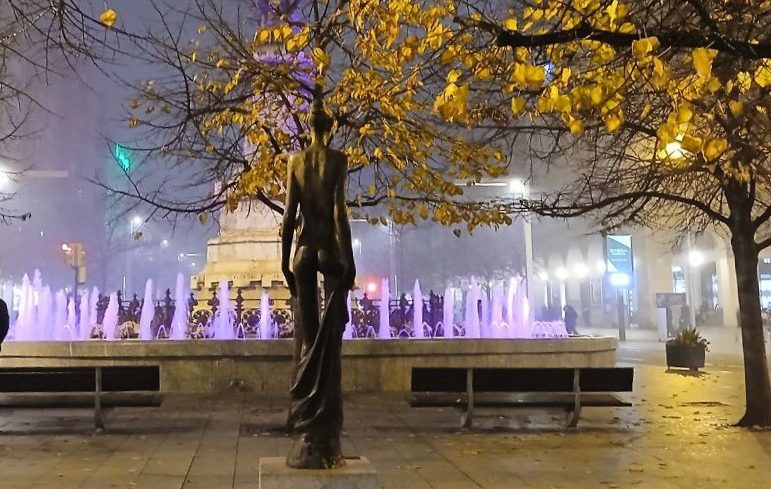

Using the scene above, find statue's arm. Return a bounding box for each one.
[334,156,355,289]
[281,156,299,296]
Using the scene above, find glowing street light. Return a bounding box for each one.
[689,249,705,267]
[538,271,549,281]
[555,267,568,281]
[509,178,529,197]
[573,263,589,279]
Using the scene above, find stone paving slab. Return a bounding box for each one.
[1,363,770,488]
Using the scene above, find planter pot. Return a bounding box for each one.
[665,343,706,370]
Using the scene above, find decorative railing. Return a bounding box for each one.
[100,289,449,340]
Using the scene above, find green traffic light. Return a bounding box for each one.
[115,144,131,172]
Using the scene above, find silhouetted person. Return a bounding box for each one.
[563,304,579,335]
[0,298,9,351]
[281,93,355,469]
[399,292,408,316]
[361,292,372,312]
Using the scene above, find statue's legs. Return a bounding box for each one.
[287,246,346,469]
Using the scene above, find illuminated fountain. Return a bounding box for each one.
[378,278,391,339]
[259,290,272,339]
[442,287,454,338]
[5,269,568,342]
[170,273,188,340]
[412,279,424,338]
[213,280,234,340]
[139,280,154,340]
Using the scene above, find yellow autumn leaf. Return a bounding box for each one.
[736,71,752,92]
[256,29,271,44]
[692,47,717,78]
[755,60,771,88]
[503,18,518,30]
[511,97,526,115]
[568,116,584,135]
[680,135,703,153]
[446,69,462,84]
[512,63,545,89]
[311,47,332,74]
[198,213,209,225]
[632,36,659,60]
[368,184,377,196]
[703,138,727,160]
[604,112,623,132]
[676,105,693,123]
[99,9,118,28]
[475,67,491,80]
[729,101,744,117]
[197,25,206,34]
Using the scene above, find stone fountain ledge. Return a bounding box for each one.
[0,337,617,393]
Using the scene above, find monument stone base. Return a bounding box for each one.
[259,457,377,489]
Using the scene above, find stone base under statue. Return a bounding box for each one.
[259,457,377,489]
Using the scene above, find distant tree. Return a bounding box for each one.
[435,0,771,426]
[0,1,122,222]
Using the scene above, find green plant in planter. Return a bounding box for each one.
[667,327,710,352]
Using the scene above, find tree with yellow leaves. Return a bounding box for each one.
[114,0,518,233]
[435,0,771,426]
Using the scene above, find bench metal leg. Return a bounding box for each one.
[568,368,581,428]
[94,367,105,432]
[461,368,474,429]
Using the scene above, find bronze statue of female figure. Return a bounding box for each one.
[281,94,355,469]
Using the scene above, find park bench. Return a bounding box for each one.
[408,367,633,428]
[0,366,162,431]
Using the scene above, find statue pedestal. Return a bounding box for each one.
[191,200,288,302]
[258,457,377,489]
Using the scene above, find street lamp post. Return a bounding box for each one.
[510,179,536,324]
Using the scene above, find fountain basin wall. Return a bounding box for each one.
[0,337,617,393]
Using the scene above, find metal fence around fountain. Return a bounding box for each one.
[96,288,450,340]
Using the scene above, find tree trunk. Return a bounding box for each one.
[731,228,771,426]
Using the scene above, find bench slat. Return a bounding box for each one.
[0,366,160,393]
[0,392,163,408]
[411,367,633,393]
[408,392,631,408]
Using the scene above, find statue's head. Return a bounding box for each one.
[309,96,334,140]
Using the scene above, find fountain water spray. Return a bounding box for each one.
[464,278,481,338]
[213,281,234,340]
[170,274,188,340]
[14,274,33,340]
[413,279,424,338]
[66,297,77,340]
[38,286,53,341]
[343,291,353,339]
[490,283,505,338]
[102,293,119,340]
[259,290,272,339]
[139,280,154,340]
[88,287,100,339]
[443,287,454,338]
[480,290,490,338]
[378,278,391,339]
[79,290,90,340]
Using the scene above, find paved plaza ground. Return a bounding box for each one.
[1,332,770,488]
